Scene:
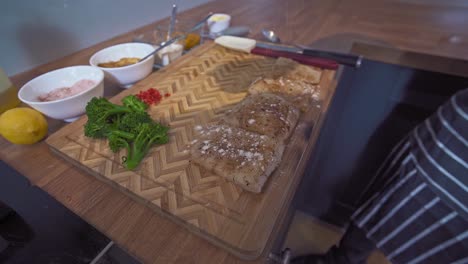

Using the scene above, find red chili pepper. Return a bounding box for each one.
[136,88,163,106]
[164,93,171,97]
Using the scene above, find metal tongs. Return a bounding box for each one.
[140,13,213,62]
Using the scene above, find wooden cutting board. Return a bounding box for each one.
[46,42,335,259]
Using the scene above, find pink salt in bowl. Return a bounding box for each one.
[18,66,104,122]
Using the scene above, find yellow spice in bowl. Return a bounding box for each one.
[98,57,140,68]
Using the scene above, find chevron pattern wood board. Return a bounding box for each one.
[46,42,336,260]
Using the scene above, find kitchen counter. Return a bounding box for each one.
[2,0,468,263]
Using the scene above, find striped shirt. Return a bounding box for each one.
[410,88,468,221]
[350,89,468,264]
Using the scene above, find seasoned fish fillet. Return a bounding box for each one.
[222,93,300,142]
[248,58,322,111]
[248,78,319,111]
[190,124,285,193]
[269,57,322,84]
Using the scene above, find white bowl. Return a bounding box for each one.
[89,43,155,88]
[208,13,231,34]
[18,66,104,122]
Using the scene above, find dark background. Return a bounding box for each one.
[296,59,468,226]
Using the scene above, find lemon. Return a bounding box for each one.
[0,107,48,144]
